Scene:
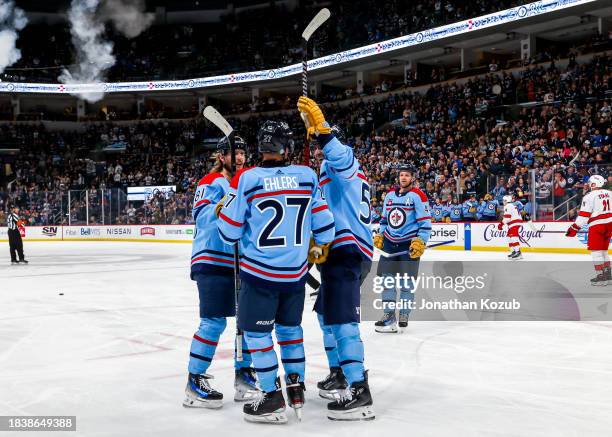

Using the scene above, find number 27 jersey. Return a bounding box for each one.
[217,163,335,289]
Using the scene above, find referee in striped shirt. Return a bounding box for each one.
[7,205,27,264]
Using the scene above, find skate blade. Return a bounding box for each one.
[591,281,609,286]
[234,388,261,402]
[375,326,398,333]
[327,405,375,421]
[244,410,288,424]
[318,389,340,400]
[182,396,223,409]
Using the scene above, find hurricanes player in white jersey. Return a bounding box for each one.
[566,175,612,286]
[499,195,523,260]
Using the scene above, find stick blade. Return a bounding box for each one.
[302,8,331,41]
[203,106,233,137]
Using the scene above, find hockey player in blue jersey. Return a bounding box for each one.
[184,136,260,409]
[461,194,478,222]
[449,199,463,222]
[372,165,432,333]
[217,120,335,424]
[432,197,449,222]
[298,96,375,421]
[478,193,499,221]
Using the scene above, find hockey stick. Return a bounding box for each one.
[203,105,244,361]
[300,8,330,165]
[376,240,456,258]
[521,220,586,234]
[525,230,587,234]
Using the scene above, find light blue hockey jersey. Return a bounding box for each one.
[432,203,449,221]
[462,200,478,220]
[318,134,374,260]
[379,188,432,244]
[190,172,235,278]
[478,199,499,219]
[449,204,462,221]
[217,162,335,289]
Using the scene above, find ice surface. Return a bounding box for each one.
[1,242,611,437]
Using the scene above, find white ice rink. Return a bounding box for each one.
[1,242,611,437]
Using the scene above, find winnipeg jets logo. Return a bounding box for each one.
[388,207,406,229]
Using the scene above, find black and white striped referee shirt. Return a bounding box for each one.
[7,212,19,231]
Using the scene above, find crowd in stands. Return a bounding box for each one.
[1,51,611,227]
[3,0,529,84]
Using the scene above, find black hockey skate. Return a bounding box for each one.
[234,367,260,402]
[183,373,223,409]
[374,312,398,333]
[398,313,409,329]
[508,251,522,260]
[317,367,348,400]
[285,373,305,421]
[590,272,609,286]
[327,372,375,421]
[243,388,287,424]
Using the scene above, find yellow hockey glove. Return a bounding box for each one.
[308,238,330,264]
[297,96,331,139]
[373,233,384,250]
[214,196,225,218]
[409,237,426,259]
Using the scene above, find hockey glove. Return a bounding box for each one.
[409,237,426,259]
[565,223,580,237]
[297,96,331,139]
[373,233,384,250]
[308,238,330,264]
[444,216,451,223]
[497,222,503,231]
[214,196,225,218]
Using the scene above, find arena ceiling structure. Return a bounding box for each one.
[15,0,291,13]
[2,0,611,118]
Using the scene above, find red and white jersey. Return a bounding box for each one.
[502,203,522,228]
[574,189,612,228]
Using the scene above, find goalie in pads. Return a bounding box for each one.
[565,175,612,286]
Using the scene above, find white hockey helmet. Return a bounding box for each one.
[587,174,605,190]
[502,195,513,204]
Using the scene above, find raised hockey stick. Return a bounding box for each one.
[203,105,244,361]
[300,8,330,165]
[298,9,330,293]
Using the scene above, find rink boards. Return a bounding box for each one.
[1,222,607,254]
